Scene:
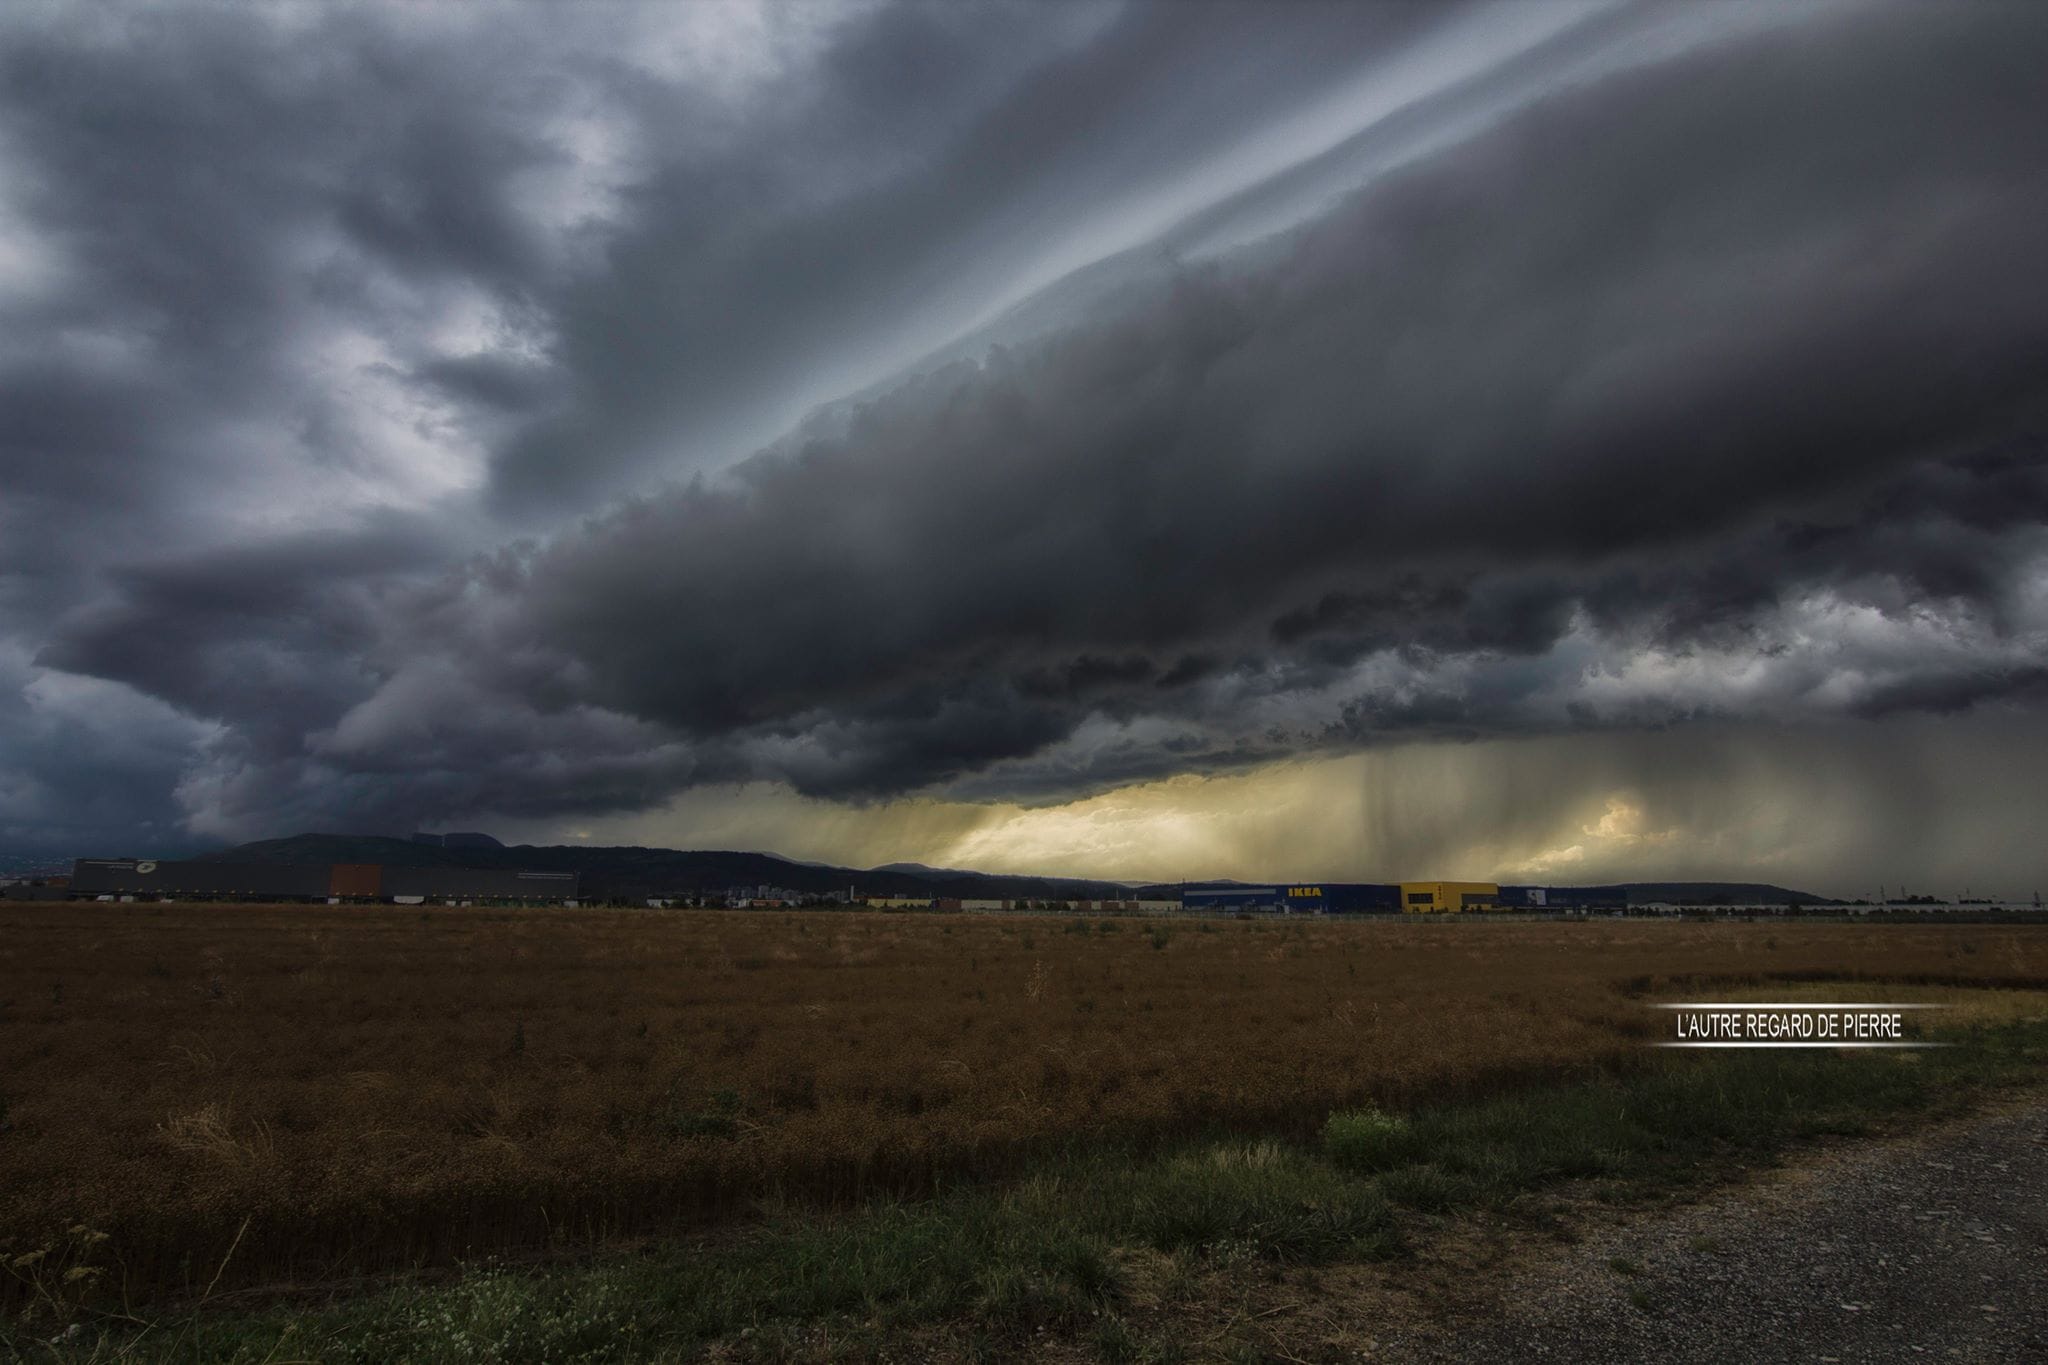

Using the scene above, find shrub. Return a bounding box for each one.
[1116,1141,1396,1263]
[1376,1164,1479,1213]
[1323,1106,1421,1172]
[660,1087,743,1140]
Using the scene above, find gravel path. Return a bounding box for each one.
[1376,1096,2048,1363]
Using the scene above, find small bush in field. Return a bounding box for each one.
[660,1087,743,1139]
[1376,1163,1478,1213]
[1323,1106,1420,1172]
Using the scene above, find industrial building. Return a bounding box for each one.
[0,878,70,901]
[1177,885,1288,912]
[1178,884,1404,913]
[46,858,1610,915]
[1398,881,1502,913]
[1174,882,1515,914]
[72,859,331,900]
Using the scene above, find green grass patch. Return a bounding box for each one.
[1321,1104,1420,1171]
[1322,1019,2046,1214]
[13,1018,2043,1362]
[1108,1139,1399,1263]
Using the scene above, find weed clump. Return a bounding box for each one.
[1323,1106,1420,1171]
[660,1087,744,1140]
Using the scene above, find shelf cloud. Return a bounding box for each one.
[5,1,2046,891]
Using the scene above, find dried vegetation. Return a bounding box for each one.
[1,903,2040,1300]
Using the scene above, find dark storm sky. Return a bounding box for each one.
[3,1,2045,891]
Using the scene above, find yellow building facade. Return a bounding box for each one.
[1398,881,1501,913]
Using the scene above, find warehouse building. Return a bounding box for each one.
[71,859,331,900]
[1398,881,1501,913]
[0,879,71,902]
[1180,885,1287,912]
[1178,883,1404,913]
[1316,884,1404,912]
[1501,884,1626,909]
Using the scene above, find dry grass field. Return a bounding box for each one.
[2,903,2043,1303]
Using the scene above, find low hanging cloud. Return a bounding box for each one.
[7,1,2048,865]
[497,1,2048,798]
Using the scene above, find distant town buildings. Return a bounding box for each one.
[20,860,2037,916]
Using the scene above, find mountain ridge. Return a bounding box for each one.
[197,834,1142,902]
[191,834,1833,905]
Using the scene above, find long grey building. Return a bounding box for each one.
[70,859,331,899]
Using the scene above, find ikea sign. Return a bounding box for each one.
[1286,886,1323,898]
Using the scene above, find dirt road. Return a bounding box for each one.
[1373,1096,2048,1363]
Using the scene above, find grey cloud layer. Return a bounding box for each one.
[513,2,2048,797]
[6,1,2048,853]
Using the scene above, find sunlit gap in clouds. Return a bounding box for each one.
[4,1,2045,887]
[486,709,2048,899]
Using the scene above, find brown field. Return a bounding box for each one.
[2,903,2043,1300]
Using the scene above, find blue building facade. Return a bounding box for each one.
[1179,883,1402,913]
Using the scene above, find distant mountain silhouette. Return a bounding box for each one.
[870,861,975,880]
[412,831,504,850]
[1130,879,1831,906]
[1595,881,1832,906]
[194,837,1830,906]
[871,860,1142,887]
[199,834,1141,902]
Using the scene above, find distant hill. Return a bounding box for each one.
[200,834,1140,902]
[870,861,973,880]
[1131,879,1831,906]
[871,860,1141,887]
[194,837,1829,905]
[412,831,504,850]
[1604,882,1834,907]
[1131,880,1254,897]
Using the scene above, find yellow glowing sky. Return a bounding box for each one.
[495,711,2048,899]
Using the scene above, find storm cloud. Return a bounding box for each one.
[6,1,2047,889]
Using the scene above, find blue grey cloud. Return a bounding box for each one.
[4,1,2047,872]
